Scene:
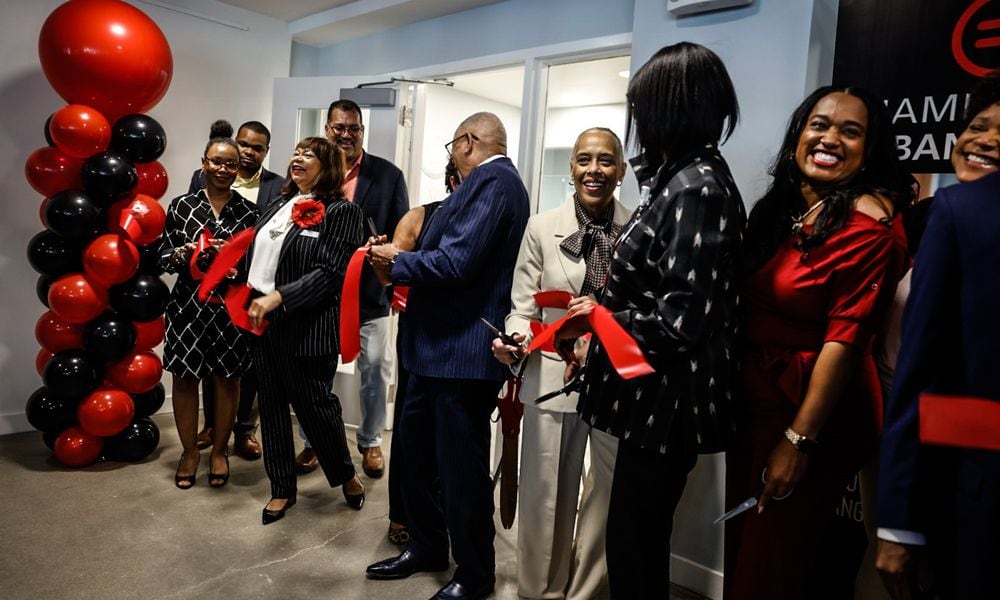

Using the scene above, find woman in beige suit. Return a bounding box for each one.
[492,127,630,600]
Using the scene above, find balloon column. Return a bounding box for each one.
[26,0,172,467]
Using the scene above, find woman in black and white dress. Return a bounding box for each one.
[160,137,256,489]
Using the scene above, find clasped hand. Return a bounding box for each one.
[366,234,399,287]
[491,333,526,365]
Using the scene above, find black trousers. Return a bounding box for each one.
[399,374,500,587]
[606,439,698,600]
[200,367,257,432]
[253,332,355,498]
[387,365,409,525]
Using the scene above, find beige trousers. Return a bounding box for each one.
[517,404,617,600]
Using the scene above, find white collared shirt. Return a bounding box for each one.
[248,195,306,293]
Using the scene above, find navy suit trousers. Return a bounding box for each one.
[399,374,500,587]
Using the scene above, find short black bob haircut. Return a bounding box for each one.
[962,71,1000,127]
[625,42,739,157]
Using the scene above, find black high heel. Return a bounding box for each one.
[262,496,297,525]
[175,452,198,490]
[343,476,365,510]
[208,453,230,488]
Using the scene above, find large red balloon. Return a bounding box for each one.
[107,351,162,394]
[48,273,109,324]
[107,194,166,246]
[133,316,165,351]
[24,146,84,197]
[135,161,168,199]
[78,388,134,437]
[49,104,111,159]
[38,0,173,123]
[53,425,104,467]
[35,310,85,352]
[83,234,140,286]
[36,348,54,376]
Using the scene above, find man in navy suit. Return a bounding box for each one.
[187,120,283,460]
[876,172,1000,599]
[295,99,409,477]
[365,112,530,600]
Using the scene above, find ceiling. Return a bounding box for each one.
[219,0,504,46]
[447,55,631,109]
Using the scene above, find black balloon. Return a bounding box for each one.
[43,190,104,240]
[83,313,137,361]
[42,350,101,398]
[82,152,137,205]
[136,243,161,275]
[44,113,55,147]
[26,230,81,276]
[110,114,166,163]
[109,274,169,321]
[131,383,165,419]
[36,274,56,307]
[104,417,160,462]
[25,387,79,433]
[42,431,59,450]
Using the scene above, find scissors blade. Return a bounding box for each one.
[713,496,758,525]
[479,317,502,337]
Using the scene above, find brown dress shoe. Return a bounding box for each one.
[360,445,384,478]
[234,432,262,461]
[295,447,319,474]
[195,427,214,450]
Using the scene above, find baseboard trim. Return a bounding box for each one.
[670,553,723,599]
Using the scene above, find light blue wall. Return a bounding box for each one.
[311,0,636,76]
[290,41,320,77]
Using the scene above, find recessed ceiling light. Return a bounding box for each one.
[618,70,630,78]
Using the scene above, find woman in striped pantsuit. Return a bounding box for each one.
[245,136,367,524]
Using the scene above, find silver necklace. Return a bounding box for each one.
[791,199,827,235]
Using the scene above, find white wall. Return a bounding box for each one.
[0,0,291,434]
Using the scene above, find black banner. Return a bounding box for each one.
[833,0,1000,172]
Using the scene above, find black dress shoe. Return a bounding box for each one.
[365,550,448,580]
[428,578,495,600]
[261,496,296,525]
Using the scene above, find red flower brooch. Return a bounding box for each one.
[291,198,325,228]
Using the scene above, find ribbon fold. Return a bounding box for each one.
[338,247,368,363]
[525,290,654,380]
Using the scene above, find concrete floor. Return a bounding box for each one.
[0,413,706,600]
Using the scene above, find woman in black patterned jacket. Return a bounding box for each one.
[244,137,366,523]
[559,42,746,599]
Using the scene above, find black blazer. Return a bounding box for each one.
[249,194,364,357]
[188,167,285,213]
[353,152,409,321]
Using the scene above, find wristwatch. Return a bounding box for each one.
[784,427,818,455]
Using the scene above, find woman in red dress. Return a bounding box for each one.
[724,86,912,599]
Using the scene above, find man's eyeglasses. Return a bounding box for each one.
[204,156,239,172]
[327,124,364,136]
[445,132,480,156]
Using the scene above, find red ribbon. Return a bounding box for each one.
[496,376,524,438]
[223,283,268,335]
[525,290,654,380]
[392,286,410,312]
[338,248,368,363]
[919,393,1000,451]
[197,228,255,303]
[188,228,212,281]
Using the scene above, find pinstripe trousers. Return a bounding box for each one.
[253,330,356,499]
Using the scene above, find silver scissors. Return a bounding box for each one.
[479,317,521,348]
[713,468,793,525]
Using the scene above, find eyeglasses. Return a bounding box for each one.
[204,156,239,172]
[327,124,364,136]
[445,132,479,156]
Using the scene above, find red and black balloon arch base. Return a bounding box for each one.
[27,0,173,468]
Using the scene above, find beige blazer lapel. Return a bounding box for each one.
[553,198,586,295]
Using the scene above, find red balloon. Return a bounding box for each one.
[135,161,168,199]
[48,273,109,324]
[107,194,166,246]
[35,310,85,352]
[38,0,173,123]
[36,348,54,376]
[78,388,134,437]
[53,425,104,467]
[107,351,162,394]
[133,316,165,351]
[83,234,140,286]
[49,104,111,159]
[24,146,85,197]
